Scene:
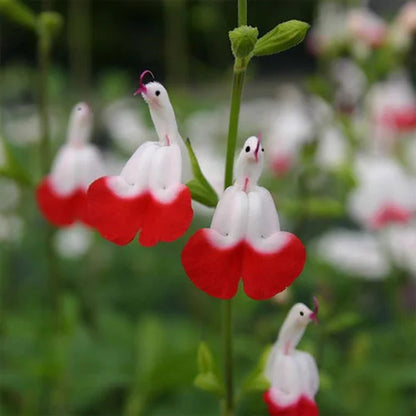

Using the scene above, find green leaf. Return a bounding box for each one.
[194,372,225,397]
[0,136,33,186]
[229,25,258,59]
[241,345,272,394]
[197,341,215,374]
[253,20,310,57]
[194,341,225,397]
[0,0,36,30]
[185,138,218,207]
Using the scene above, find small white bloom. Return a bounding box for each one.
[0,214,24,243]
[316,229,390,279]
[0,178,20,212]
[348,155,416,229]
[54,225,93,258]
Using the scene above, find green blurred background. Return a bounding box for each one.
[1,0,415,415]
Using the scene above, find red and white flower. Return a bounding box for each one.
[347,8,387,49]
[348,155,416,229]
[181,136,306,300]
[36,103,104,227]
[87,71,193,247]
[264,299,319,416]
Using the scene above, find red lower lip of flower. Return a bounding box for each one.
[36,177,93,227]
[264,389,318,416]
[371,204,412,229]
[87,177,193,246]
[181,229,306,300]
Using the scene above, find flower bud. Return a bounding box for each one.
[229,25,259,59]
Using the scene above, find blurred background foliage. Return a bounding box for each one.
[1,0,416,415]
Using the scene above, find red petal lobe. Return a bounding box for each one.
[87,177,149,245]
[181,229,243,299]
[242,233,306,300]
[36,177,89,227]
[139,186,193,247]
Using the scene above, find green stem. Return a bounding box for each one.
[238,0,247,26]
[221,299,233,416]
[223,69,246,189]
[38,36,51,175]
[221,2,248,415]
[37,29,60,318]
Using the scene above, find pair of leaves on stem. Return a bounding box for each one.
[229,20,310,64]
[0,0,62,38]
[195,341,271,398]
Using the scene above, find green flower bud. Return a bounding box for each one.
[253,20,310,57]
[37,11,63,40]
[229,25,259,59]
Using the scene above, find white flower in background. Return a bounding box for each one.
[308,2,348,55]
[267,96,314,175]
[309,95,334,129]
[264,300,319,415]
[103,98,153,153]
[3,105,59,146]
[315,124,348,170]
[330,58,367,112]
[404,138,416,173]
[53,224,93,258]
[347,7,387,49]
[396,1,416,34]
[348,155,416,229]
[0,214,24,243]
[382,223,416,277]
[367,73,416,150]
[0,178,20,212]
[316,229,390,279]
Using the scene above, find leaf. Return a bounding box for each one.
[194,372,225,397]
[241,345,272,394]
[185,138,218,207]
[253,20,310,57]
[0,136,33,186]
[229,25,258,59]
[197,341,215,374]
[194,341,225,397]
[0,0,37,31]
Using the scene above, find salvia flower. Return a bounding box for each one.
[181,136,306,300]
[264,299,319,416]
[87,71,193,246]
[36,103,104,227]
[348,155,416,229]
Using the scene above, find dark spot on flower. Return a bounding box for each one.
[155,90,161,96]
[77,107,82,111]
[300,311,304,316]
[262,148,264,152]
[245,146,250,152]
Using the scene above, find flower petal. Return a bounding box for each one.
[87,176,149,245]
[181,229,243,299]
[139,185,193,246]
[242,233,306,300]
[36,177,90,227]
[242,188,305,300]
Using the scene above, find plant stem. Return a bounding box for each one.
[38,36,51,175]
[37,25,60,316]
[221,2,248,415]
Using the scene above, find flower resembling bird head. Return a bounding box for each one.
[264,298,320,415]
[36,102,104,227]
[182,136,306,300]
[87,71,193,247]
